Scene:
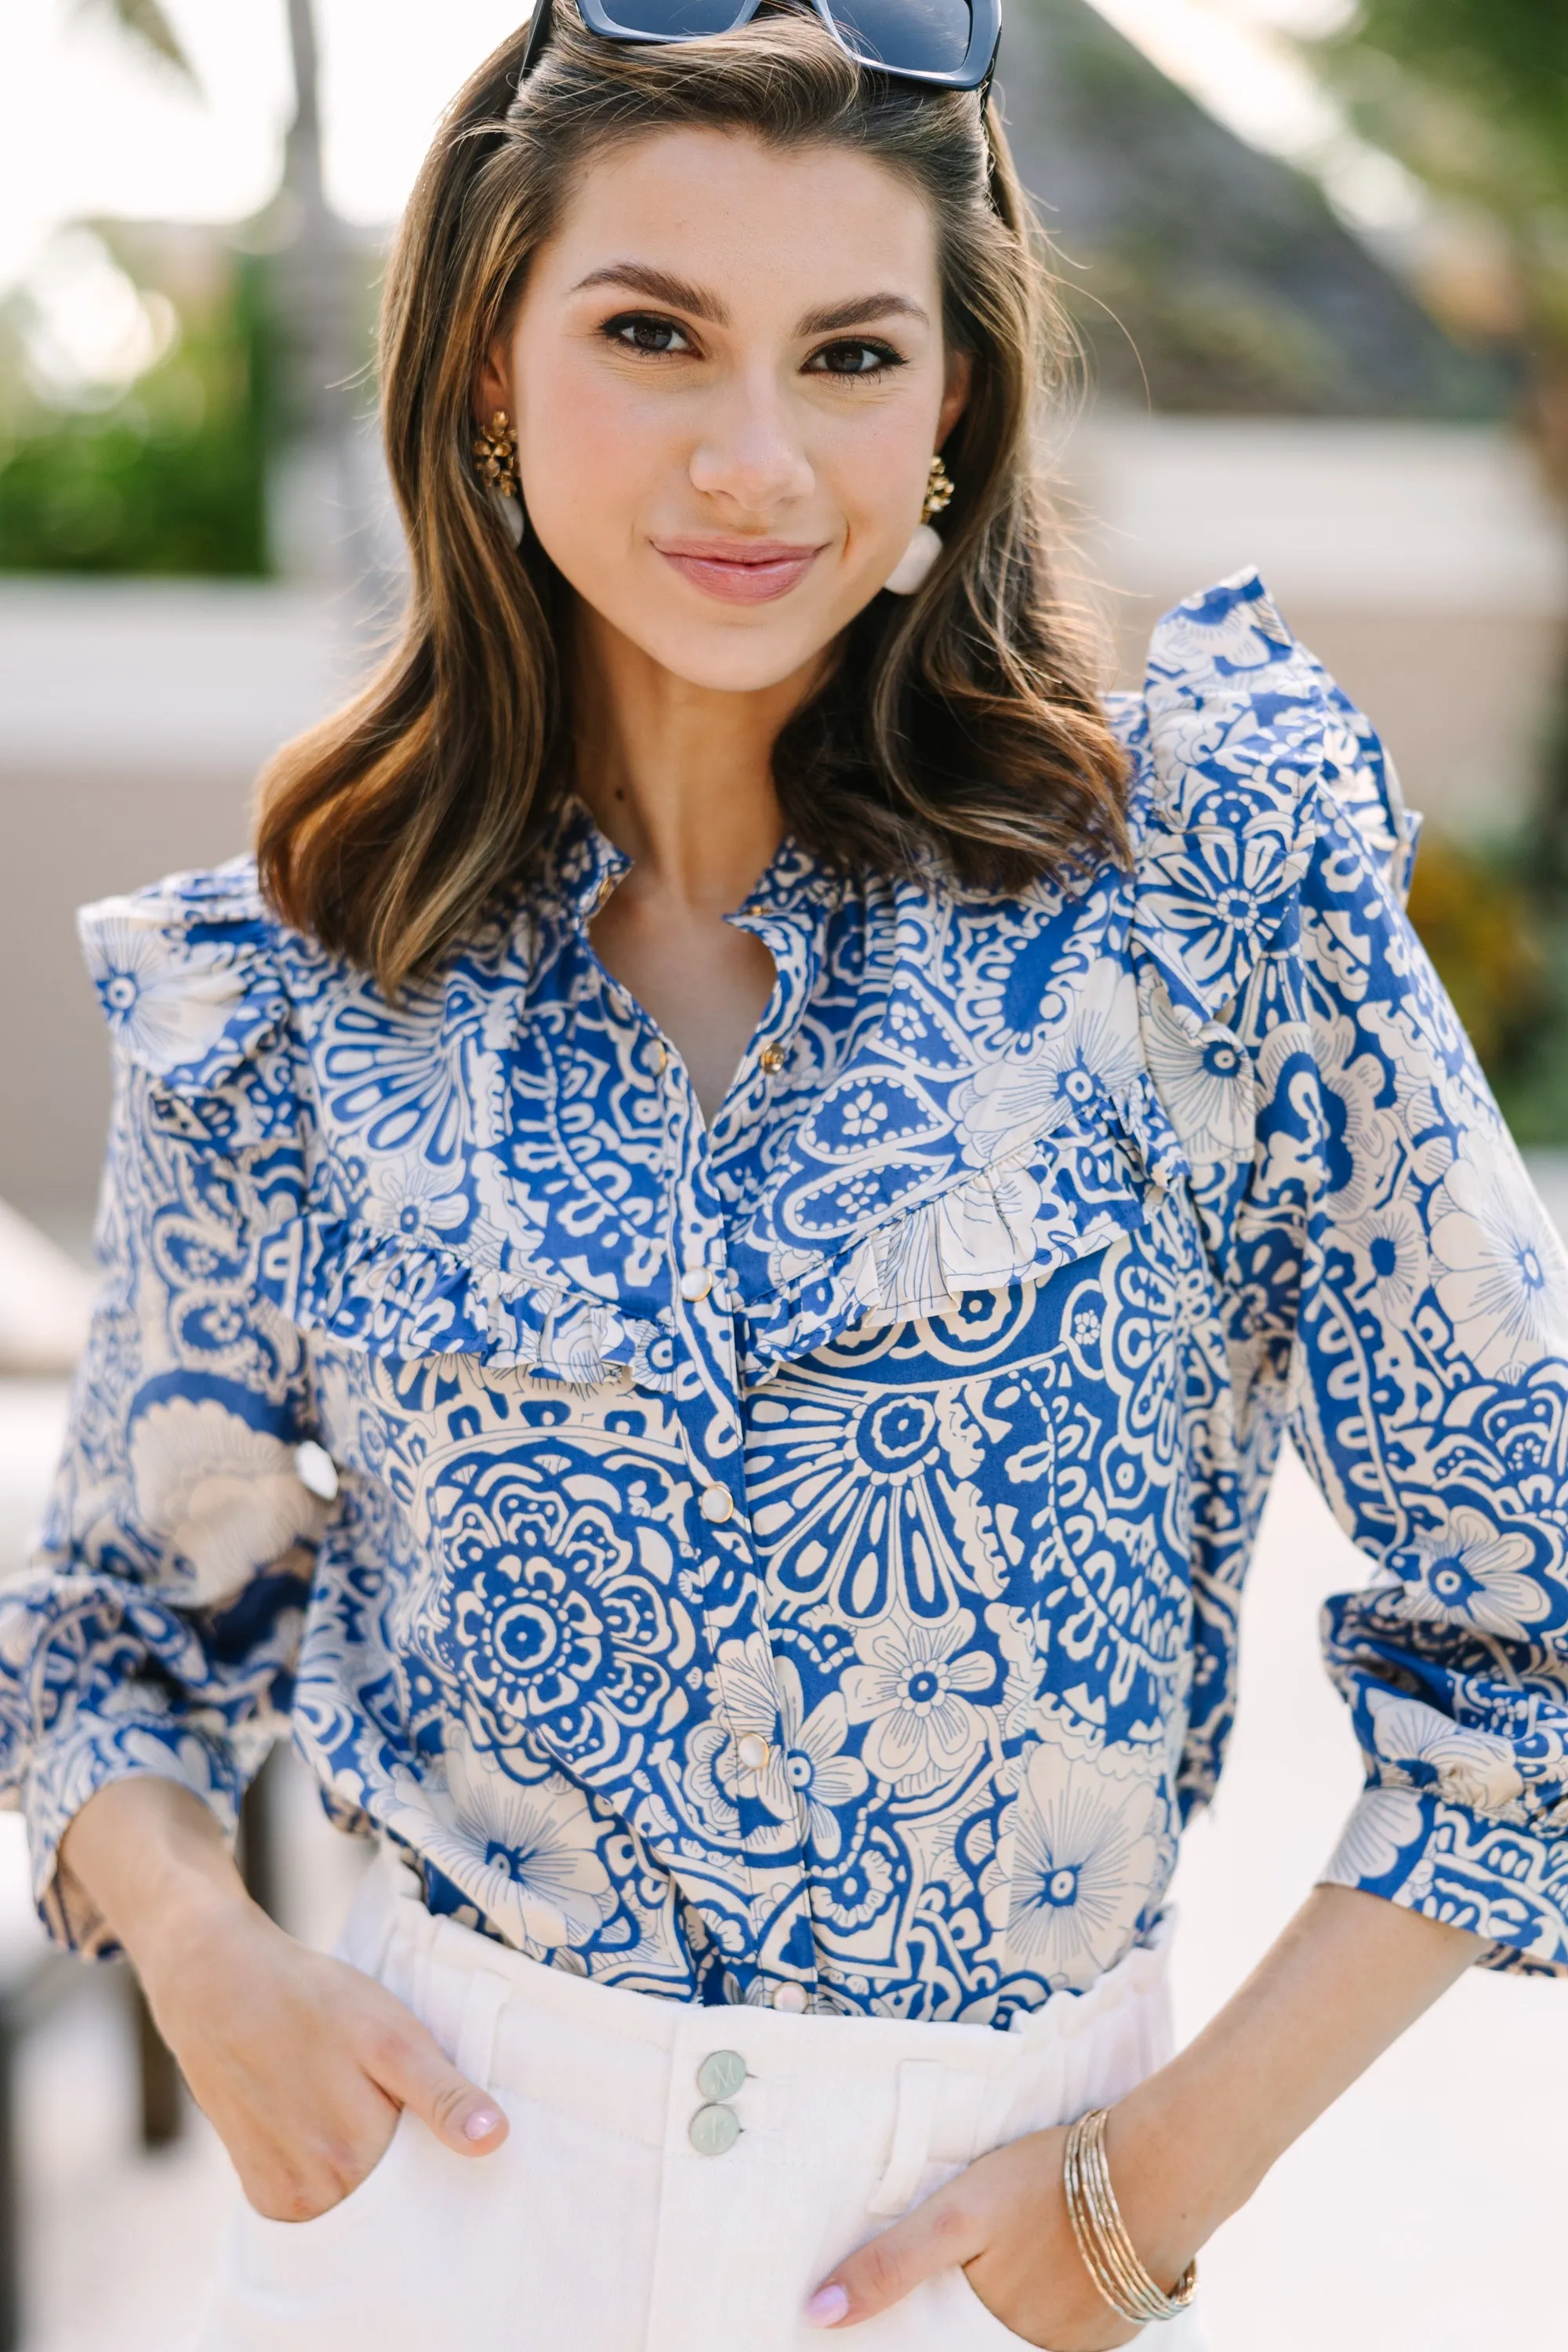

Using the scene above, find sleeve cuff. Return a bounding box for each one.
[25,1714,244,1956]
[1320,1787,1568,1976]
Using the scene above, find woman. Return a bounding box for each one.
[13,5,1566,2348]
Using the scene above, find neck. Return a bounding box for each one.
[572,603,812,912]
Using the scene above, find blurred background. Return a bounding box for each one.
[2,3,1566,2348]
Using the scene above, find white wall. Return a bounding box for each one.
[1069,416,1568,830]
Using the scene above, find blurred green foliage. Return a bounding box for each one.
[1404,827,1565,1139]
[0,229,272,575]
[1318,3,1568,1140]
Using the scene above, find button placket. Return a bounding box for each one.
[658,1020,815,2002]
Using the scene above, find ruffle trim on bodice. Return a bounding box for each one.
[739,1076,1188,1381]
[254,1214,677,1388]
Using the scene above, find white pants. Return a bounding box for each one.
[201,1850,1210,2352]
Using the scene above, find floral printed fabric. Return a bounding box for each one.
[9,568,1568,2016]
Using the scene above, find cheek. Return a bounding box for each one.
[514,359,663,570]
[822,419,926,556]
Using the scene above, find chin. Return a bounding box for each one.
[633,623,841,695]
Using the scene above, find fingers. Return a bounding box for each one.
[806,2190,985,2328]
[364,2006,509,2158]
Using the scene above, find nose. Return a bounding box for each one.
[688,373,815,515]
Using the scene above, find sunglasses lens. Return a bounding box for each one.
[827,0,972,74]
[600,0,749,29]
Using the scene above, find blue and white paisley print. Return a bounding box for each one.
[9,568,1568,2019]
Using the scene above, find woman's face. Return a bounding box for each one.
[482,128,970,694]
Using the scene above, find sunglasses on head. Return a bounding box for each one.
[520,0,1002,96]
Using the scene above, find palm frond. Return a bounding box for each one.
[74,0,198,84]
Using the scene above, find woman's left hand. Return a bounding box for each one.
[803,2121,1156,2350]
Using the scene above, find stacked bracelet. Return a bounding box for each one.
[1062,2107,1197,2327]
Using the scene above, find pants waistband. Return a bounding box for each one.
[342,1846,1175,2180]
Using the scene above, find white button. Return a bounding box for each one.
[735,1733,770,1773]
[699,1486,735,1524]
[771,1980,808,2013]
[293,1441,339,1501]
[679,1266,713,1302]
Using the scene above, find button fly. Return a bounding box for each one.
[688,2102,742,2157]
[695,2049,747,2102]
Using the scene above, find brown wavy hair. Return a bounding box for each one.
[257,8,1130,993]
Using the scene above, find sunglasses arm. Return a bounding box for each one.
[521,0,557,80]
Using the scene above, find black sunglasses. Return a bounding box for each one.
[521,0,1002,96]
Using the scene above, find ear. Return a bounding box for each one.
[474,336,513,431]
[936,345,972,447]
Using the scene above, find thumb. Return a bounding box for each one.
[371,2018,509,2158]
[805,2191,984,2330]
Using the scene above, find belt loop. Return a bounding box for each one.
[868,2060,942,2217]
[456,1969,510,2090]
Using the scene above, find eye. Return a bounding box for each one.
[805,338,904,379]
[602,311,694,357]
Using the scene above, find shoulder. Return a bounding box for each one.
[1115,568,1418,1025]
[78,855,318,1142]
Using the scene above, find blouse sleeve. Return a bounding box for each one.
[0,868,324,1952]
[1135,573,1568,1975]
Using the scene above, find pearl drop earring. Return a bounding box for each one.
[884,453,955,596]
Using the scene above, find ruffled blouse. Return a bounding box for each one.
[9,570,1568,2018]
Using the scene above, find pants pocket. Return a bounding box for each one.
[199,2109,426,2352]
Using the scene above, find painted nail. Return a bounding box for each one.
[463,2107,501,2142]
[806,2286,850,2328]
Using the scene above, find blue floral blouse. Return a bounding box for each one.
[9,571,1568,2020]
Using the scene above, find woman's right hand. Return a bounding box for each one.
[57,1776,508,2222]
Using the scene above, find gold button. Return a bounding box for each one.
[759,1043,786,1074]
[699,1486,735,1524]
[679,1267,713,1302]
[651,1042,668,1076]
[735,1732,770,1772]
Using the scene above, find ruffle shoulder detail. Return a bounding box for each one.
[77,857,302,1149]
[1129,568,1417,1038]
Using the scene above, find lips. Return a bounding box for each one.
[654,537,826,605]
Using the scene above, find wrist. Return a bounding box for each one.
[58,1775,256,1980]
[1099,2060,1263,2285]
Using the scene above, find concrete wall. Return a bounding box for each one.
[0,580,365,1236]
[3,418,1565,1232]
[1068,416,1568,829]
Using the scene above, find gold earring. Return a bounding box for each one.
[921,453,955,525]
[474,408,520,499]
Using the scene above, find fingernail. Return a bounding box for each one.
[806,2286,850,2328]
[463,2107,501,2142]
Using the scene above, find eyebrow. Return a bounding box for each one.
[569,263,930,338]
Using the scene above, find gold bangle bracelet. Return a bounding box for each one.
[1062,2107,1197,2328]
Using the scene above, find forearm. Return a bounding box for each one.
[1110,1885,1479,2279]
[57,1775,256,1980]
